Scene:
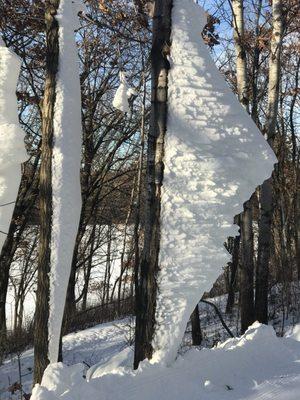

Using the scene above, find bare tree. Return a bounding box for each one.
[255,0,283,324]
[34,0,60,384]
[134,0,173,369]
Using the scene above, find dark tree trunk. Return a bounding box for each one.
[134,0,173,369]
[0,233,14,336]
[63,222,84,330]
[240,200,255,333]
[81,225,96,311]
[191,305,202,346]
[34,0,60,384]
[254,180,273,324]
[296,169,300,280]
[255,0,282,324]
[226,235,240,314]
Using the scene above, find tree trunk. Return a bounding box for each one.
[266,0,283,143]
[255,0,283,324]
[133,70,146,306]
[191,305,202,346]
[240,200,255,333]
[34,0,60,384]
[81,225,96,311]
[0,232,14,336]
[296,168,300,280]
[226,235,240,314]
[232,0,249,110]
[250,0,263,124]
[134,0,173,369]
[255,181,273,324]
[232,0,256,331]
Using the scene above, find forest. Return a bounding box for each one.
[0,0,299,399]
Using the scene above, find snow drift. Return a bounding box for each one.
[31,323,300,400]
[48,0,85,363]
[152,0,277,363]
[0,37,28,251]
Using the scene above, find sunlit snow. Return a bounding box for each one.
[48,0,85,363]
[0,37,28,251]
[152,0,276,363]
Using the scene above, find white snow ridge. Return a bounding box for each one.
[0,37,28,251]
[152,0,276,364]
[48,0,85,363]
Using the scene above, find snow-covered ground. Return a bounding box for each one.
[2,319,300,400]
[0,319,132,399]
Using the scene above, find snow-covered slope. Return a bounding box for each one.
[153,0,277,363]
[48,0,85,363]
[25,322,300,400]
[0,319,131,399]
[0,38,28,251]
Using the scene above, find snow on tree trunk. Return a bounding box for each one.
[151,0,277,365]
[0,38,28,251]
[48,0,85,363]
[113,71,135,113]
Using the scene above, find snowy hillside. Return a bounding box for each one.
[2,319,300,400]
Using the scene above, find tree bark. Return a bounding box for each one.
[250,0,263,124]
[226,235,240,314]
[191,305,202,346]
[232,0,257,332]
[0,229,15,336]
[266,0,283,143]
[255,0,283,324]
[240,200,255,333]
[296,167,300,280]
[34,0,60,384]
[232,0,249,110]
[255,181,273,324]
[134,0,172,369]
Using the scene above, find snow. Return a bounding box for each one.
[48,0,85,363]
[0,37,28,251]
[0,319,130,398]
[25,322,300,400]
[285,324,300,341]
[112,71,135,113]
[152,0,277,363]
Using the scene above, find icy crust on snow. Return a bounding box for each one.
[0,38,28,250]
[152,0,277,364]
[48,0,85,363]
[31,323,300,400]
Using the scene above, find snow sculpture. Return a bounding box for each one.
[48,0,85,363]
[152,0,277,364]
[0,38,28,252]
[113,71,136,113]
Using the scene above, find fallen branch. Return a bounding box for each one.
[200,299,235,338]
